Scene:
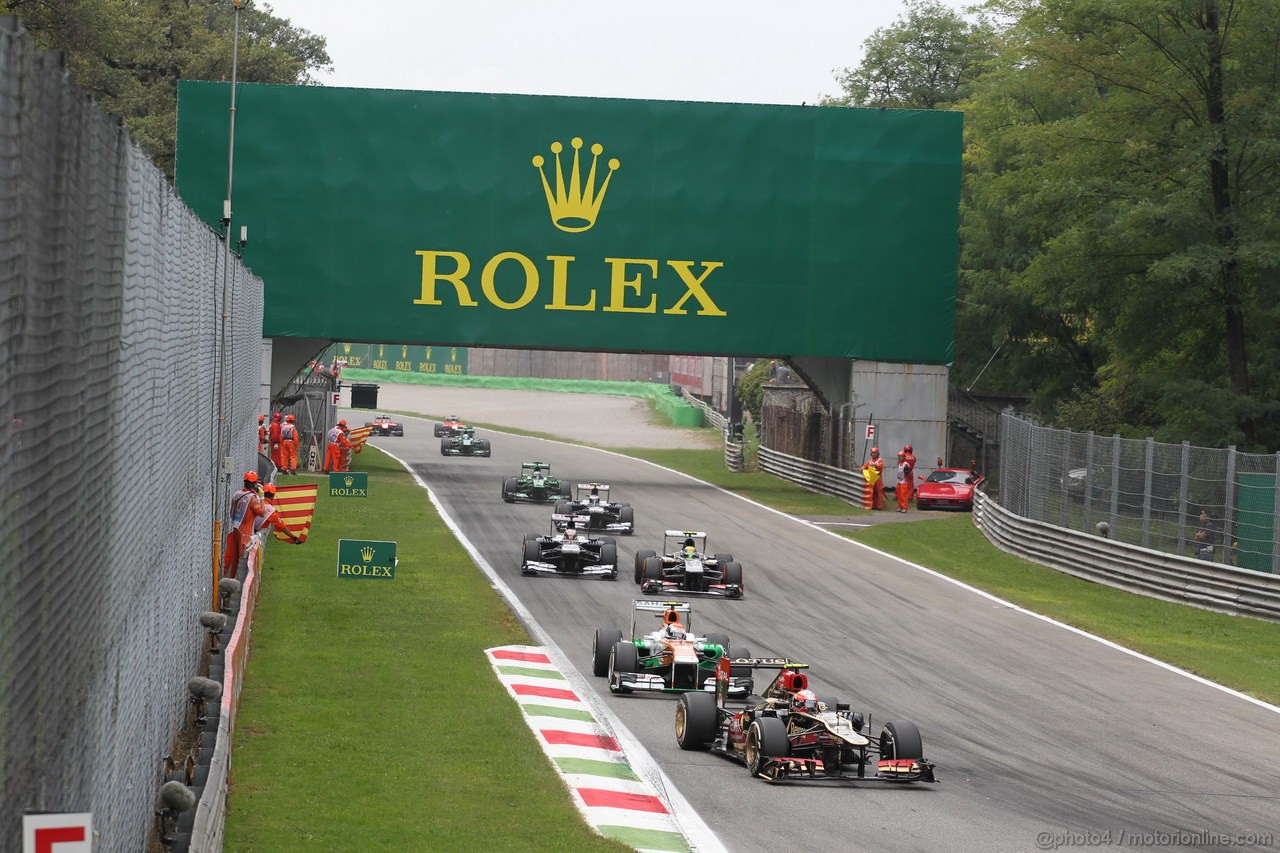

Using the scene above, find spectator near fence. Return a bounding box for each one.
[1193,510,1219,561]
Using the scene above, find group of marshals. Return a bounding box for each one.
[258,413,302,474]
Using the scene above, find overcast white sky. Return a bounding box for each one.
[260,0,968,105]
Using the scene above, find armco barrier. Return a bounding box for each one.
[724,436,744,472]
[973,491,1280,622]
[757,446,862,505]
[676,386,726,431]
[188,533,266,853]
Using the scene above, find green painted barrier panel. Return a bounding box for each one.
[176,83,960,363]
[1236,473,1275,573]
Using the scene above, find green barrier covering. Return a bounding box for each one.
[340,370,704,428]
[176,83,961,363]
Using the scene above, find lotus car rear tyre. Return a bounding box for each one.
[676,691,718,751]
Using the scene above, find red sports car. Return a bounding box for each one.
[914,468,983,511]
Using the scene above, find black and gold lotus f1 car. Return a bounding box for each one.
[675,658,936,784]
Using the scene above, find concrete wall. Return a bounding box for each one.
[851,360,949,467]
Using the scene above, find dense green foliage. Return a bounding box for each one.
[734,358,773,425]
[2,0,330,176]
[832,0,1280,450]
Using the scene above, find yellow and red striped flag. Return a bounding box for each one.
[270,483,318,543]
[346,425,374,451]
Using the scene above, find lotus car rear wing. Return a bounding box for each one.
[714,658,807,708]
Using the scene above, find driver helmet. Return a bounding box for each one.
[665,622,686,640]
[794,689,819,712]
[684,545,697,558]
[563,525,577,542]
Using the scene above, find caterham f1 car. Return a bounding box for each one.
[433,415,466,437]
[501,461,571,503]
[440,427,491,457]
[592,600,754,696]
[520,516,618,580]
[633,530,743,598]
[365,414,404,436]
[553,483,634,535]
[675,658,936,784]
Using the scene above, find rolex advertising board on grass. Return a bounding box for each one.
[329,472,368,497]
[337,539,397,580]
[175,83,961,362]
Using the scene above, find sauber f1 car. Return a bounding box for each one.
[501,461,572,503]
[434,415,466,437]
[676,658,937,784]
[633,531,743,598]
[365,414,404,436]
[520,516,618,580]
[440,427,491,457]
[553,483,634,535]
[592,600,754,696]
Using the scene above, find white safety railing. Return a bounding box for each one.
[757,446,863,505]
[675,386,727,430]
[973,490,1280,622]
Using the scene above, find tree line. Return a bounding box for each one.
[826,0,1279,452]
[7,0,1276,451]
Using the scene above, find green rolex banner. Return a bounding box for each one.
[176,83,961,363]
[337,539,397,580]
[329,472,369,497]
[333,343,467,376]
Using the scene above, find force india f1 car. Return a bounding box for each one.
[676,658,937,784]
[502,461,572,503]
[633,531,743,598]
[433,415,466,437]
[592,600,755,696]
[440,427,491,457]
[520,516,618,580]
[365,414,404,436]
[553,483,635,535]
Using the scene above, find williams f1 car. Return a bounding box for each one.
[633,530,743,598]
[520,516,618,579]
[440,427,491,457]
[365,414,404,436]
[501,461,571,503]
[553,483,634,535]
[433,415,467,437]
[591,600,754,696]
[676,658,936,784]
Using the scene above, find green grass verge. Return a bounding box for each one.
[619,448,1280,705]
[224,449,630,853]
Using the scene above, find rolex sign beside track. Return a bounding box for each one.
[176,83,961,363]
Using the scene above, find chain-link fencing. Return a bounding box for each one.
[0,17,263,850]
[999,411,1279,573]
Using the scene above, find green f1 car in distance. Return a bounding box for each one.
[501,461,572,504]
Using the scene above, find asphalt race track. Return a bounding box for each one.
[367,416,1280,853]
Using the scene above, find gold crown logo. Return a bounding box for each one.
[401,345,407,358]
[360,546,376,562]
[532,137,620,233]
[344,476,354,487]
[342,343,351,354]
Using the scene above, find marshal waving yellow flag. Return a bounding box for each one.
[270,483,318,543]
[346,425,374,452]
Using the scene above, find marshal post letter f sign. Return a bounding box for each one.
[176,84,961,364]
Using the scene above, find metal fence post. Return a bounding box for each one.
[1109,434,1121,538]
[1083,431,1095,532]
[1274,452,1280,574]
[1142,437,1154,548]
[1177,440,1190,555]
[1223,445,1237,563]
